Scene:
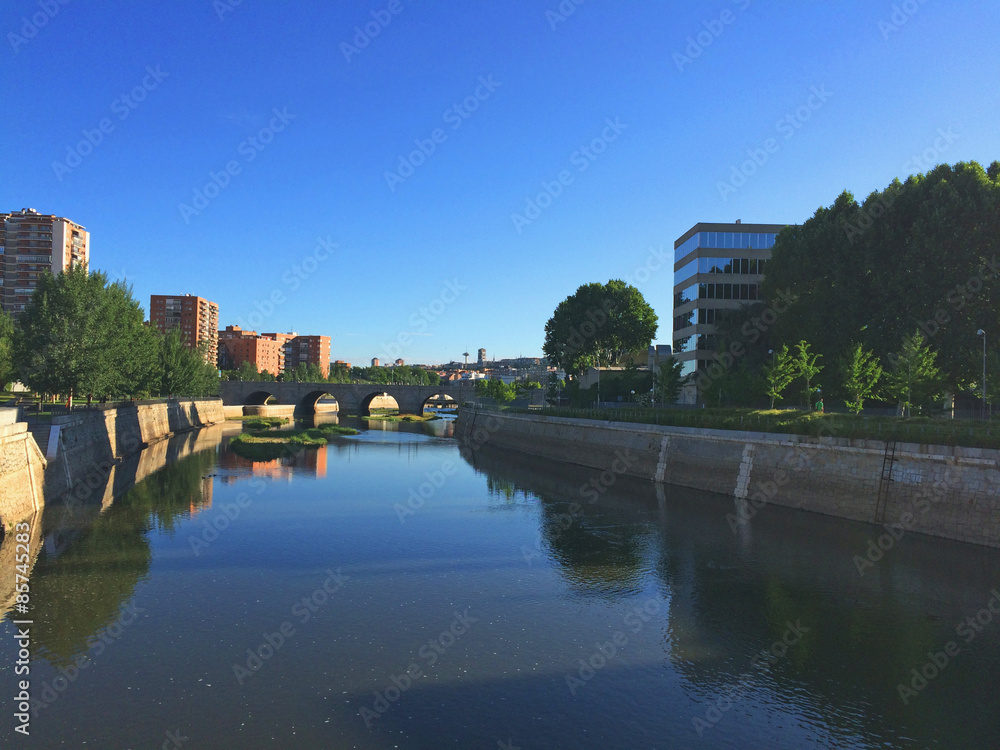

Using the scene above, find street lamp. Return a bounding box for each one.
[978,329,987,420]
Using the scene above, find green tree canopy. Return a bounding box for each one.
[760,161,1000,395]
[884,331,944,416]
[14,266,159,402]
[841,343,883,414]
[543,280,657,377]
[158,328,218,397]
[0,308,14,389]
[763,344,796,409]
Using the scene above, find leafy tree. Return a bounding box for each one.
[14,266,157,404]
[0,308,14,389]
[546,373,565,402]
[514,380,542,394]
[761,161,1000,394]
[159,329,218,397]
[841,343,883,414]
[763,344,797,409]
[792,340,823,408]
[543,280,657,377]
[653,356,687,405]
[884,331,943,416]
[236,361,260,381]
[475,378,516,404]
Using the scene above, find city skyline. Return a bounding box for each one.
[4,1,998,364]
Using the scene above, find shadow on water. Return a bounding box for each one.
[2,432,218,667]
[457,442,1000,750]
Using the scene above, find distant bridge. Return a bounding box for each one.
[219,380,476,415]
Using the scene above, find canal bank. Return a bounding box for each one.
[0,399,225,529]
[455,407,1000,549]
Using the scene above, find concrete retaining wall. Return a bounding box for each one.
[45,398,225,500]
[456,409,1000,549]
[0,409,45,530]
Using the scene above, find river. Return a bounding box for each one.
[1,415,997,748]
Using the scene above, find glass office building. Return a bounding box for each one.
[672,222,790,400]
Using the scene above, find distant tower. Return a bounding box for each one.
[371,357,380,367]
[463,351,470,366]
[477,348,486,367]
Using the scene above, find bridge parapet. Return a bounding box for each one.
[218,380,476,415]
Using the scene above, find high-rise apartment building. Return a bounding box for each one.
[285,335,330,377]
[672,222,790,388]
[150,294,220,365]
[218,326,282,376]
[0,208,90,317]
[260,332,331,377]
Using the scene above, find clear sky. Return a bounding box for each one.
[4,0,998,366]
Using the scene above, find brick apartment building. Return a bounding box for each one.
[281,334,331,377]
[218,325,282,376]
[0,208,89,318]
[150,294,220,365]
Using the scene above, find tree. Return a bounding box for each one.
[884,331,943,416]
[0,309,14,389]
[841,343,883,414]
[159,329,218,397]
[761,161,1000,395]
[475,378,516,404]
[763,344,796,409]
[653,356,686,405]
[14,266,158,404]
[236,361,260,381]
[543,280,657,377]
[792,340,823,408]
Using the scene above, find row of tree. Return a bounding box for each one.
[221,361,444,386]
[705,160,1000,412]
[1,266,217,403]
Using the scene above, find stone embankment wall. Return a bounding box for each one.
[44,398,225,500]
[0,409,45,530]
[455,409,1000,549]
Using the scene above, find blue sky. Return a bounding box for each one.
[4,0,998,366]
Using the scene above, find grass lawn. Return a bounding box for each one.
[226,416,290,429]
[506,406,1000,450]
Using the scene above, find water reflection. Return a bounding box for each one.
[464,443,1000,749]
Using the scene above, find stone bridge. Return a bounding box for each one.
[218,380,477,415]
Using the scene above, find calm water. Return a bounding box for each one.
[2,416,998,749]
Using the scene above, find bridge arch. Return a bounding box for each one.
[358,390,401,417]
[298,390,342,414]
[246,390,278,406]
[420,393,459,413]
